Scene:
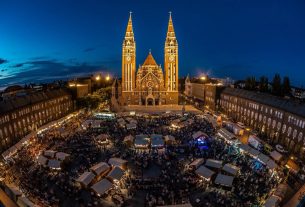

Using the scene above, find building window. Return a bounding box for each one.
[287,127,292,136]
[282,124,286,133]
[298,132,303,142]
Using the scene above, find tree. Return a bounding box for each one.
[282,76,291,96]
[245,76,256,90]
[259,76,269,92]
[76,95,102,109]
[272,73,282,96]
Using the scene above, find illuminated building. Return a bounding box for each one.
[0,89,73,152]
[112,12,179,106]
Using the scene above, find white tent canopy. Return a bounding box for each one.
[258,153,270,165]
[37,155,48,166]
[55,152,70,161]
[135,134,150,148]
[44,150,56,158]
[47,159,61,169]
[248,148,260,158]
[164,135,175,143]
[123,135,134,144]
[108,158,127,168]
[189,158,204,169]
[217,128,235,142]
[270,150,283,162]
[222,163,240,176]
[151,134,164,147]
[267,159,278,170]
[91,179,114,196]
[215,173,234,187]
[239,144,251,153]
[205,159,223,169]
[76,171,95,187]
[195,165,215,181]
[91,120,103,128]
[106,166,125,181]
[90,162,110,175]
[126,123,137,130]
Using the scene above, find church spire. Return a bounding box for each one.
[167,11,175,37]
[125,11,134,37]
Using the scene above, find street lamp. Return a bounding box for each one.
[200,76,206,81]
[95,75,101,81]
[105,75,110,81]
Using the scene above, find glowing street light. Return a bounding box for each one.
[95,75,101,81]
[105,75,110,81]
[200,76,207,81]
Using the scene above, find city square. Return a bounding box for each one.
[1,1,305,207]
[0,105,284,206]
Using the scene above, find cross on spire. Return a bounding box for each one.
[167,11,175,36]
[125,11,134,36]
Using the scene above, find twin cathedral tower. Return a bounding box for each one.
[112,12,179,106]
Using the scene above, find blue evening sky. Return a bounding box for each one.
[0,0,305,88]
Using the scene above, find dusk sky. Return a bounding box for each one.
[1,0,305,88]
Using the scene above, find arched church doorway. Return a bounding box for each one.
[147,98,154,106]
[145,94,155,106]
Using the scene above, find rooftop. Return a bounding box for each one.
[223,87,305,117]
[0,89,70,115]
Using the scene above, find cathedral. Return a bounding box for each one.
[112,12,179,106]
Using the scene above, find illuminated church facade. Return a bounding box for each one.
[112,12,179,106]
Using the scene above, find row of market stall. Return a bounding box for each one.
[75,158,128,196]
[124,134,176,149]
[3,183,36,207]
[239,144,278,171]
[191,158,240,188]
[170,117,194,129]
[216,128,280,171]
[117,117,138,130]
[37,150,70,170]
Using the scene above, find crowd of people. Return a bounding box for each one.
[0,109,282,207]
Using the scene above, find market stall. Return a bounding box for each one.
[135,134,150,148]
[47,159,61,170]
[217,128,236,143]
[106,166,125,182]
[108,158,128,169]
[270,150,283,162]
[151,134,164,148]
[44,150,56,158]
[90,162,110,176]
[195,165,215,181]
[164,135,175,145]
[189,158,204,169]
[55,152,70,161]
[91,179,114,196]
[214,173,234,187]
[37,155,48,166]
[76,171,96,187]
[205,159,223,169]
[222,164,240,176]
[123,135,134,146]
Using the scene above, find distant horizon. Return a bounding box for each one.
[1,0,305,88]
